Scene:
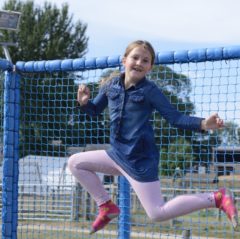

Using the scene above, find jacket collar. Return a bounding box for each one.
[119,73,147,90]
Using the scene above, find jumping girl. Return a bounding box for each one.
[68,40,238,234]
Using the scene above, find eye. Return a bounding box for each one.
[132,55,138,60]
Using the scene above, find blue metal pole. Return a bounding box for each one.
[118,176,131,239]
[2,71,20,239]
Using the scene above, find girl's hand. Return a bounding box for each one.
[77,84,90,106]
[201,113,224,131]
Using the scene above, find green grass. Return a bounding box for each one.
[15,215,240,239]
[2,177,240,239]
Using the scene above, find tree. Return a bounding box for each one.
[191,130,222,171]
[0,0,89,157]
[160,137,194,176]
[0,0,88,62]
[150,64,196,141]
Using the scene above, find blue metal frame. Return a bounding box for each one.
[1,44,240,238]
[2,70,20,239]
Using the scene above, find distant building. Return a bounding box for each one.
[212,146,240,176]
[18,155,72,195]
[1,144,118,194]
[15,150,117,195]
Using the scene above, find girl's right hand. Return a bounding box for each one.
[77,84,90,106]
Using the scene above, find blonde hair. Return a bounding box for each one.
[99,70,120,86]
[100,40,155,86]
[123,40,155,65]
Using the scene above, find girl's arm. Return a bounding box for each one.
[77,84,108,116]
[149,85,224,131]
[149,85,205,131]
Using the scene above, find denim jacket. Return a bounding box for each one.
[80,74,203,182]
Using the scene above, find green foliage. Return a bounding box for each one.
[1,0,88,62]
[160,137,194,176]
[19,73,106,157]
[149,65,204,175]
[151,65,194,113]
[19,73,76,156]
[74,82,108,145]
[0,1,89,157]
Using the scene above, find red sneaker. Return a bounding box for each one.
[214,188,239,230]
[90,200,120,234]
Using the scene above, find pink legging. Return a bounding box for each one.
[68,150,216,222]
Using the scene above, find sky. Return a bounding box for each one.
[31,0,240,58]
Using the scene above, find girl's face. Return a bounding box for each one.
[122,46,153,83]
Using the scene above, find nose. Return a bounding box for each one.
[136,59,143,65]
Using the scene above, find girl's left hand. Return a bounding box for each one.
[201,113,224,130]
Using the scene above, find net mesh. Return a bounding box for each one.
[1,58,240,239]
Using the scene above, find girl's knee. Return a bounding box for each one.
[67,152,88,172]
[67,156,73,172]
[146,208,167,222]
[147,213,162,222]
[67,154,79,172]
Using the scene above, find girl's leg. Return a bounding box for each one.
[68,150,122,233]
[68,152,238,230]
[88,158,216,221]
[118,172,215,222]
[67,150,121,206]
[121,172,237,227]
[131,180,215,221]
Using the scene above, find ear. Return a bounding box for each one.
[122,57,126,66]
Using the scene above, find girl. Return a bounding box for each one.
[68,40,238,234]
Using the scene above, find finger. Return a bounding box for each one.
[85,86,90,95]
[77,85,84,101]
[78,86,83,92]
[219,119,224,125]
[78,84,86,91]
[212,113,219,119]
[217,118,224,127]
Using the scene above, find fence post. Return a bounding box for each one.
[45,185,49,218]
[20,185,24,218]
[73,183,81,221]
[182,229,191,239]
[118,176,130,239]
[33,185,37,213]
[2,71,20,239]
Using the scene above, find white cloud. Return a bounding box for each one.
[2,0,240,56]
[33,0,240,44]
[63,0,240,44]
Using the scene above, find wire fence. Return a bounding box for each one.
[1,46,240,239]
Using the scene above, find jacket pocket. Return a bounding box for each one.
[107,89,120,100]
[129,94,144,103]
